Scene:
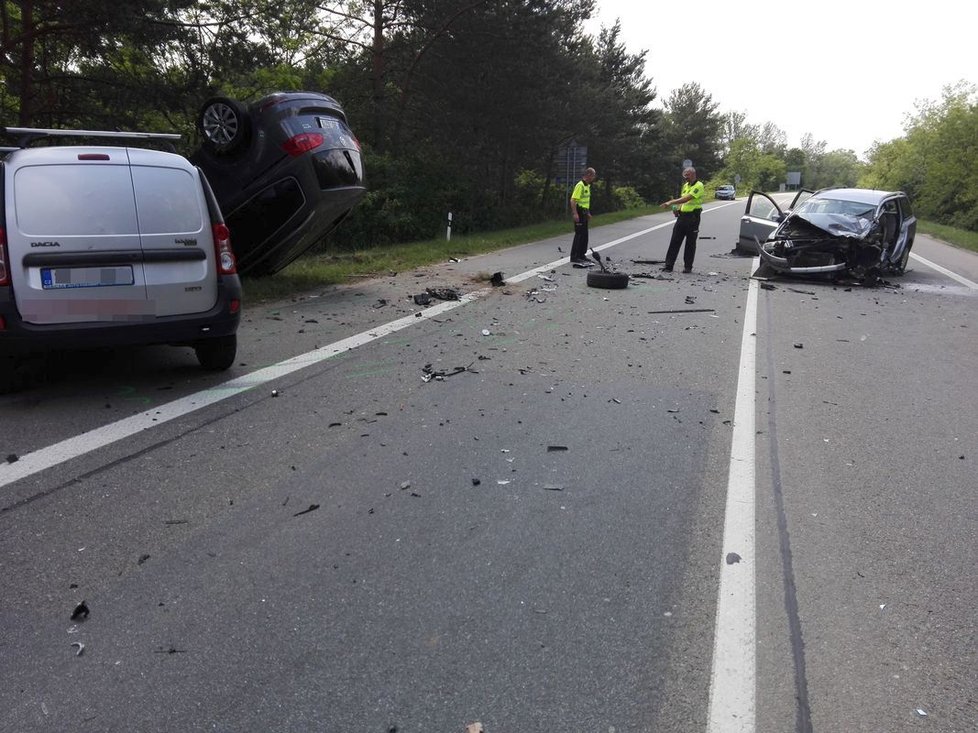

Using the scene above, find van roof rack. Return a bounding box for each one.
[1,127,182,149]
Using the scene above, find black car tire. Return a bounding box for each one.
[194,334,237,371]
[198,97,251,154]
[586,270,629,289]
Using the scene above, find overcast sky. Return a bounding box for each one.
[585,0,977,159]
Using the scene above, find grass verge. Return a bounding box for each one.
[240,206,660,303]
[917,221,978,254]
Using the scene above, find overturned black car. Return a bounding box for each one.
[738,188,916,283]
[191,91,366,276]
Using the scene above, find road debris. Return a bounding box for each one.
[413,293,431,305]
[547,445,569,452]
[490,272,505,286]
[426,287,461,301]
[71,642,85,657]
[726,553,742,565]
[422,362,475,382]
[292,504,320,517]
[5,453,18,463]
[70,601,90,621]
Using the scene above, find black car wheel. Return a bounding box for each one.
[194,334,237,371]
[586,270,629,289]
[198,97,251,154]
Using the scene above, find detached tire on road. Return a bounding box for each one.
[586,270,629,289]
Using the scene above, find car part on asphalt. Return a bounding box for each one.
[586,248,630,289]
[191,91,367,276]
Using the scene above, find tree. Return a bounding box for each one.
[661,82,724,185]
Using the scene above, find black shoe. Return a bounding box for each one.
[683,266,693,273]
[660,265,673,272]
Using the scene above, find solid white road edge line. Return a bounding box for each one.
[911,252,978,289]
[0,218,679,490]
[706,259,758,733]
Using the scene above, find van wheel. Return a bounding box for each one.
[194,334,237,371]
[586,270,629,289]
[198,97,250,154]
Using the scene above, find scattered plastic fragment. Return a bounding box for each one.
[481,329,491,336]
[422,362,474,382]
[426,287,461,301]
[466,724,484,733]
[725,553,742,565]
[760,282,777,290]
[271,389,280,397]
[71,642,85,657]
[471,478,481,486]
[547,445,569,452]
[5,453,18,464]
[915,709,928,717]
[543,485,565,491]
[292,504,320,517]
[794,343,803,349]
[497,480,510,485]
[71,601,90,621]
[413,292,431,305]
[490,272,505,286]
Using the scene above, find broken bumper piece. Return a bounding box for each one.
[757,245,847,274]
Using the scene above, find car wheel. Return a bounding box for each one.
[194,334,237,371]
[586,270,629,289]
[198,97,251,154]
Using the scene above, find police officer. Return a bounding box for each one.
[569,167,596,266]
[660,166,704,273]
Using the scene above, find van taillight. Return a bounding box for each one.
[282,133,324,157]
[0,227,9,286]
[78,153,110,161]
[212,223,237,275]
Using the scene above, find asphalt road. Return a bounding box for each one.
[1,201,975,733]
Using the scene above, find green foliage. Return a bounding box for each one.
[861,82,977,231]
[611,186,646,209]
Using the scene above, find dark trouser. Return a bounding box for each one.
[665,209,701,268]
[570,208,589,260]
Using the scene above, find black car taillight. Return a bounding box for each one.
[282,133,324,157]
[0,227,9,286]
[213,223,237,275]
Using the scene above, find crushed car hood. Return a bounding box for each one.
[777,212,874,239]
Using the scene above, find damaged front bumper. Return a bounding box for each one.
[756,212,891,280]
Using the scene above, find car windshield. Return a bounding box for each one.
[795,197,875,218]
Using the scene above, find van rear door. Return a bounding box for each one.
[7,147,150,325]
[128,148,217,317]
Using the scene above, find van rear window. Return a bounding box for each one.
[15,165,138,235]
[131,166,204,234]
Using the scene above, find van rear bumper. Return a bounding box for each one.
[0,277,241,355]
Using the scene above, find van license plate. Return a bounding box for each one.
[41,266,135,289]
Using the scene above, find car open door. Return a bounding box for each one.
[737,189,814,253]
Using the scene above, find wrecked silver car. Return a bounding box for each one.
[740,188,917,282]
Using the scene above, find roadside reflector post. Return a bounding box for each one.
[446,212,453,242]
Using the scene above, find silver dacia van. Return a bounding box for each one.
[0,127,242,390]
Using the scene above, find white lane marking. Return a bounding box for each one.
[0,294,484,490]
[706,259,758,732]
[0,215,698,490]
[911,252,978,289]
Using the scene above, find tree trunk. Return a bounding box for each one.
[17,0,35,125]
